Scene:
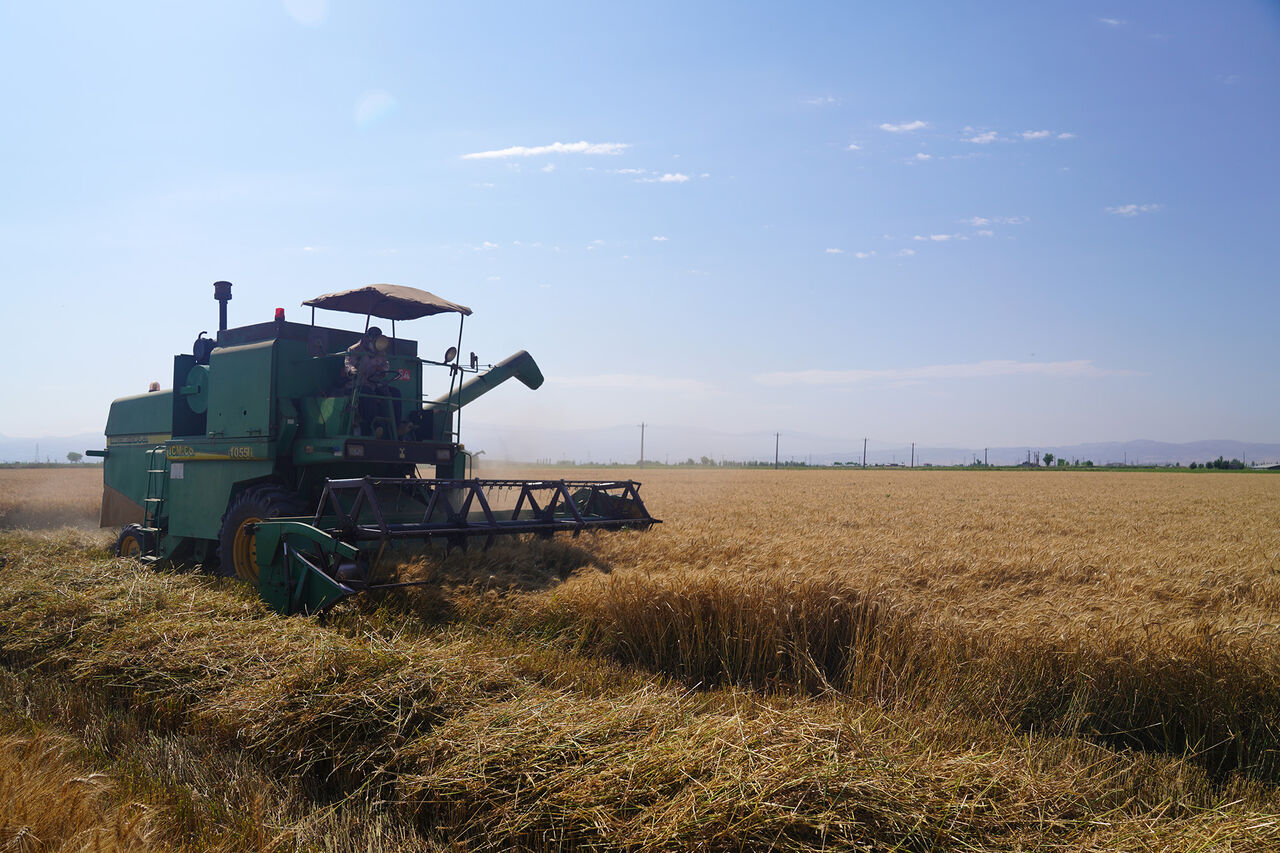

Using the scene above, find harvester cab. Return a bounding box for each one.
[91,281,657,615]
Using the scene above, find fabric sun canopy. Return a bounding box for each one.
[302,284,473,320]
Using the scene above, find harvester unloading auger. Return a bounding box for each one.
[90,282,657,614]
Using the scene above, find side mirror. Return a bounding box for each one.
[443,346,458,363]
[469,352,479,370]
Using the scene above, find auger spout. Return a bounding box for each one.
[432,350,543,409]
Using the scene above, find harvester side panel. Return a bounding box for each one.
[100,391,173,528]
[164,456,275,541]
[207,341,276,439]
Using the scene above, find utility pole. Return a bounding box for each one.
[984,448,988,466]
[639,422,645,468]
[911,442,915,468]
[862,437,867,468]
[774,433,780,469]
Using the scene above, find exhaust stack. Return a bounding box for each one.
[213,280,232,331]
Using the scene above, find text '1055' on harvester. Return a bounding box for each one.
[89,281,658,615]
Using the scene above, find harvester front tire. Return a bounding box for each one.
[217,486,307,585]
[115,524,152,560]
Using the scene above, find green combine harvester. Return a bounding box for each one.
[90,281,656,615]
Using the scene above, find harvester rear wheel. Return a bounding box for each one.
[217,486,308,585]
[115,524,152,559]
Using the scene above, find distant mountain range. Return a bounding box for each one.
[4,428,1277,468]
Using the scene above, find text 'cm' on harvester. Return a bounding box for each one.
[90,281,658,614]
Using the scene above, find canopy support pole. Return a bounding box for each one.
[452,315,466,443]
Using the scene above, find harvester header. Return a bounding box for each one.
[91,281,657,614]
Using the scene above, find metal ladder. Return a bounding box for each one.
[140,446,168,561]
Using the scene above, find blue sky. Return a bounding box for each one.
[1,1,1276,457]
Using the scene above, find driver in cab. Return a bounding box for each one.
[344,327,406,438]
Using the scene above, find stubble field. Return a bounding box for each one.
[0,465,1278,850]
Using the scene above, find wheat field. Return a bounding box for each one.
[1,465,1278,850]
[0,466,102,530]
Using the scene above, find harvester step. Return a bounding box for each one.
[139,526,161,533]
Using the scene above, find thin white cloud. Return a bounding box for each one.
[1098,17,1125,26]
[550,374,712,393]
[612,168,648,175]
[977,229,995,237]
[854,251,876,259]
[1106,203,1161,216]
[825,248,845,254]
[897,248,916,257]
[641,173,690,183]
[479,241,499,249]
[1057,132,1075,139]
[846,143,862,151]
[914,152,932,161]
[755,359,1137,387]
[283,0,328,26]
[354,90,397,126]
[541,163,556,173]
[880,120,927,133]
[914,233,964,242]
[462,141,629,159]
[965,130,999,144]
[1021,130,1051,140]
[652,235,668,241]
[966,215,1028,226]
[803,95,840,106]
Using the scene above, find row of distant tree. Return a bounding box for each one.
[1188,457,1247,470]
[52,451,1259,470]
